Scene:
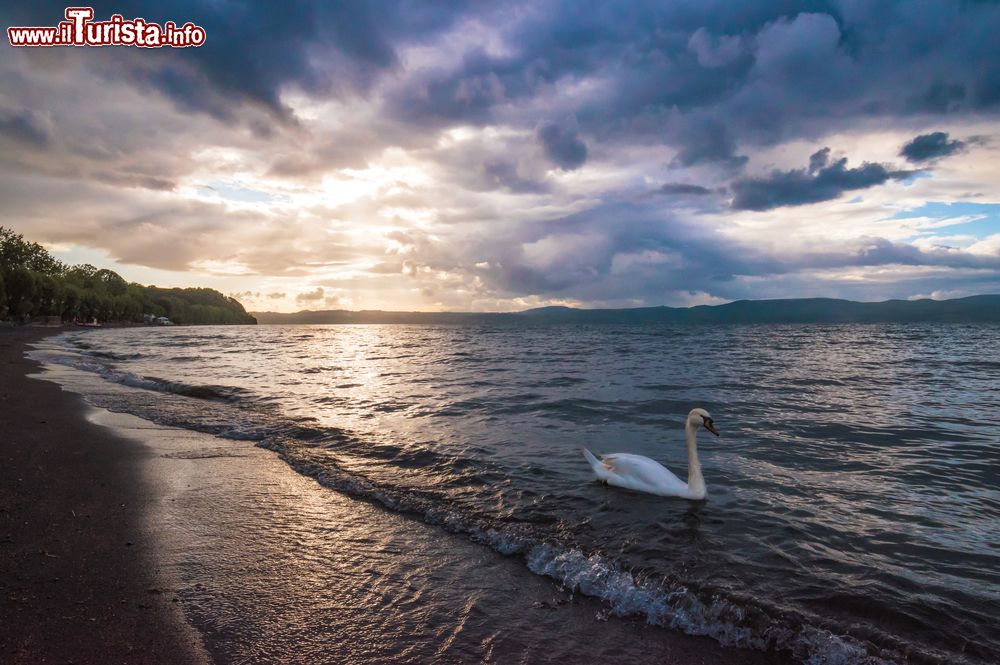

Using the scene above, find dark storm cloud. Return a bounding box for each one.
[909,82,966,114]
[384,2,828,129]
[730,150,917,211]
[537,122,587,170]
[656,184,712,196]
[669,118,748,169]
[808,147,830,174]
[900,132,966,163]
[3,1,1000,307]
[384,1,1000,167]
[0,108,50,147]
[0,1,468,120]
[7,1,1000,158]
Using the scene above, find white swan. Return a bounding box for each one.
[582,408,719,500]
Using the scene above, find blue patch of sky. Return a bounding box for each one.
[198,181,286,204]
[891,201,1000,240]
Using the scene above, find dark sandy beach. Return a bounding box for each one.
[0,327,207,664]
[3,326,790,664]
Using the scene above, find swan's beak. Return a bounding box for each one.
[704,421,719,436]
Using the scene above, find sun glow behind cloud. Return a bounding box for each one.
[2,1,1000,312]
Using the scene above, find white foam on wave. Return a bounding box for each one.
[29,338,900,665]
[524,544,895,664]
[29,345,243,404]
[526,545,760,646]
[260,437,895,665]
[790,626,887,665]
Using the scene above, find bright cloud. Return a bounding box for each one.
[2,1,1000,312]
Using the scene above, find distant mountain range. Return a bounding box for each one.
[252,294,1000,324]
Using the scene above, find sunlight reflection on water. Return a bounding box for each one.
[31,322,1000,664]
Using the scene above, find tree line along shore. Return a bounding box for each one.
[0,227,256,326]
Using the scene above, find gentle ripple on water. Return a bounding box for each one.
[29,323,1000,664]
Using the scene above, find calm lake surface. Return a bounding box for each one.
[31,324,1000,664]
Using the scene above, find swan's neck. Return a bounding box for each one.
[684,421,706,499]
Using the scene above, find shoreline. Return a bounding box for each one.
[5,325,789,664]
[0,326,208,664]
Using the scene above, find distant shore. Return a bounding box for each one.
[252,293,1000,325]
[0,326,207,664]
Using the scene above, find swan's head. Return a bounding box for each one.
[688,408,719,436]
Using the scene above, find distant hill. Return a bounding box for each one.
[251,309,508,325]
[253,294,1000,325]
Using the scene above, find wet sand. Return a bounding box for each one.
[3,326,788,664]
[0,326,208,664]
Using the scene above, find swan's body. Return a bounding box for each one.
[583,408,718,500]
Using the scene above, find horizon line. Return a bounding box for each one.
[248,293,1000,316]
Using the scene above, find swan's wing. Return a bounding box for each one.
[601,453,689,497]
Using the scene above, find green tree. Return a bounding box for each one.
[61,284,82,321]
[6,268,37,318]
[95,268,127,296]
[0,227,65,275]
[36,273,65,316]
[1,226,256,325]
[65,264,100,290]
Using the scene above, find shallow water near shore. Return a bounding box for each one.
[73,405,767,664]
[29,323,1000,664]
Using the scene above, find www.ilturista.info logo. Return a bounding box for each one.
[7,7,206,48]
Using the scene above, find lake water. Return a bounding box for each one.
[30,324,1000,664]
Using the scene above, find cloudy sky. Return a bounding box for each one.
[3,1,1000,312]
